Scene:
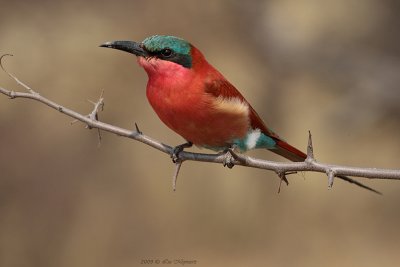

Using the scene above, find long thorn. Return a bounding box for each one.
[327,169,335,189]
[172,161,183,191]
[135,122,142,134]
[306,130,315,161]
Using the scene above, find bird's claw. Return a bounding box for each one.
[223,154,235,168]
[171,142,193,163]
[171,146,183,163]
[222,149,235,169]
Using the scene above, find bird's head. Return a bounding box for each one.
[100,35,202,76]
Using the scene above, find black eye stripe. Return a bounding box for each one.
[143,46,192,68]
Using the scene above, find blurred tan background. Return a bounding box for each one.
[1,0,400,266]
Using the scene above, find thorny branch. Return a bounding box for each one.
[72,90,105,146]
[1,55,400,194]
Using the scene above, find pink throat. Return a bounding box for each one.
[137,57,191,79]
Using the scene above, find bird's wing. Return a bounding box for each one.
[204,77,307,161]
[204,78,278,137]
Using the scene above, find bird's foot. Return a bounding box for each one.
[222,145,238,169]
[171,141,193,163]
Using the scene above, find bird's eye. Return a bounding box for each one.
[160,48,173,58]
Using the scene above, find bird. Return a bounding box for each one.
[100,35,379,194]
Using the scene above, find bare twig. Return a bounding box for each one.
[0,54,37,95]
[1,56,400,194]
[88,90,105,146]
[87,90,104,123]
[70,91,105,145]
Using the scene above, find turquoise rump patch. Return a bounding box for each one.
[233,130,277,152]
[204,130,277,152]
[255,132,277,149]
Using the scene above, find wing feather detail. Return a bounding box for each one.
[204,78,280,139]
[204,77,307,161]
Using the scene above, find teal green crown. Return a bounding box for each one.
[142,35,191,55]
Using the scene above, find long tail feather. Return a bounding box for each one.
[270,139,381,194]
[337,175,382,195]
[271,140,307,162]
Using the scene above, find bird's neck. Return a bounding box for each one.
[139,57,195,96]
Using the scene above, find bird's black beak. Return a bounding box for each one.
[100,40,148,57]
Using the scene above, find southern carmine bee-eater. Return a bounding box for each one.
[100,35,379,194]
